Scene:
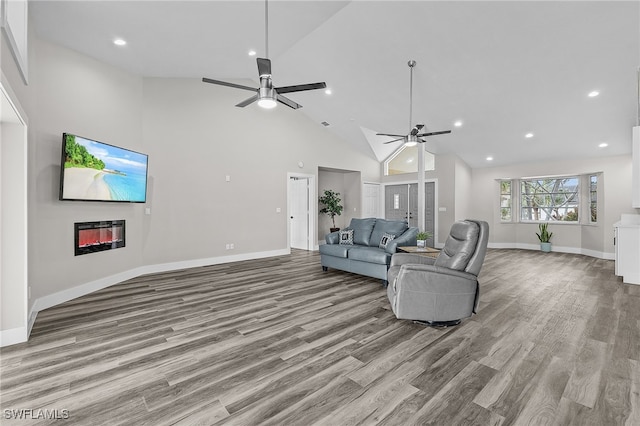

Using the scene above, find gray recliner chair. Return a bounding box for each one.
[386,219,489,327]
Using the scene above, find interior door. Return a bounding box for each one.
[289,177,309,250]
[362,183,381,218]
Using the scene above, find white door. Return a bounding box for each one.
[362,183,381,218]
[289,177,309,250]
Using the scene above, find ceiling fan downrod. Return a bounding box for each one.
[407,60,418,146]
[264,0,269,60]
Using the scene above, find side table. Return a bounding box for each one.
[397,246,440,259]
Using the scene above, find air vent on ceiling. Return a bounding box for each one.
[321,121,330,127]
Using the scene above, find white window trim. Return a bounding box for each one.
[499,173,600,225]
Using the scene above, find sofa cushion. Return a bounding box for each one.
[339,229,354,245]
[369,219,409,248]
[319,244,350,258]
[378,232,396,249]
[347,218,376,246]
[435,220,479,271]
[348,246,392,265]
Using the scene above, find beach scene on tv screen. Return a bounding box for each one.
[62,134,148,202]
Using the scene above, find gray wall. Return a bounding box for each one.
[2,34,381,313]
[469,155,637,256]
[317,169,362,241]
[28,38,145,302]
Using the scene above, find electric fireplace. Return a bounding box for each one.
[74,220,125,256]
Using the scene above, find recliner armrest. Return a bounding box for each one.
[399,263,477,282]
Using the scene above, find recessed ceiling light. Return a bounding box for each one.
[113,38,127,46]
[588,90,600,97]
[454,120,463,127]
[525,133,534,138]
[486,156,494,161]
[248,50,257,56]
[325,89,332,95]
[598,142,608,148]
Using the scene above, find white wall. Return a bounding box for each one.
[470,155,637,257]
[454,157,472,221]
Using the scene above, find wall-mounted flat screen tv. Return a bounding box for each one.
[59,133,148,203]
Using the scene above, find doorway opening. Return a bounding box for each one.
[1,80,29,346]
[287,173,315,251]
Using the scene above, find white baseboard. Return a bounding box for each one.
[0,326,28,347]
[487,242,614,260]
[26,248,290,340]
[20,243,614,346]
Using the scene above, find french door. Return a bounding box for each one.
[385,182,435,246]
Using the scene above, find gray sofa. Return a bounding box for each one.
[319,218,418,283]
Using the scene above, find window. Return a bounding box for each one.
[384,145,435,176]
[520,177,579,222]
[589,174,597,223]
[500,180,512,221]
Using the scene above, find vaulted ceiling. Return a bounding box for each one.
[30,1,640,168]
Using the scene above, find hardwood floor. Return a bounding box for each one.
[1,249,639,425]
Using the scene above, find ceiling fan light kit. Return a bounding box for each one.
[377,60,451,146]
[405,135,418,147]
[202,0,326,110]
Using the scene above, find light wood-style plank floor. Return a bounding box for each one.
[1,249,639,425]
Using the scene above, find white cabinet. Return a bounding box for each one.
[633,126,640,208]
[614,214,640,285]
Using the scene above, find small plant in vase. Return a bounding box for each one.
[318,189,343,232]
[536,223,553,253]
[416,231,432,250]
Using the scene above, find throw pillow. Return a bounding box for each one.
[339,229,354,245]
[379,232,396,249]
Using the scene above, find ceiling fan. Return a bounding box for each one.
[202,0,326,109]
[377,60,451,146]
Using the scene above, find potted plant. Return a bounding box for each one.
[416,231,432,249]
[319,189,343,232]
[536,222,553,252]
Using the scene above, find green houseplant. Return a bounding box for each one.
[318,189,344,232]
[536,222,553,252]
[416,231,432,249]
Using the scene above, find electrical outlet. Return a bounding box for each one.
[225,244,230,250]
[230,243,234,249]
